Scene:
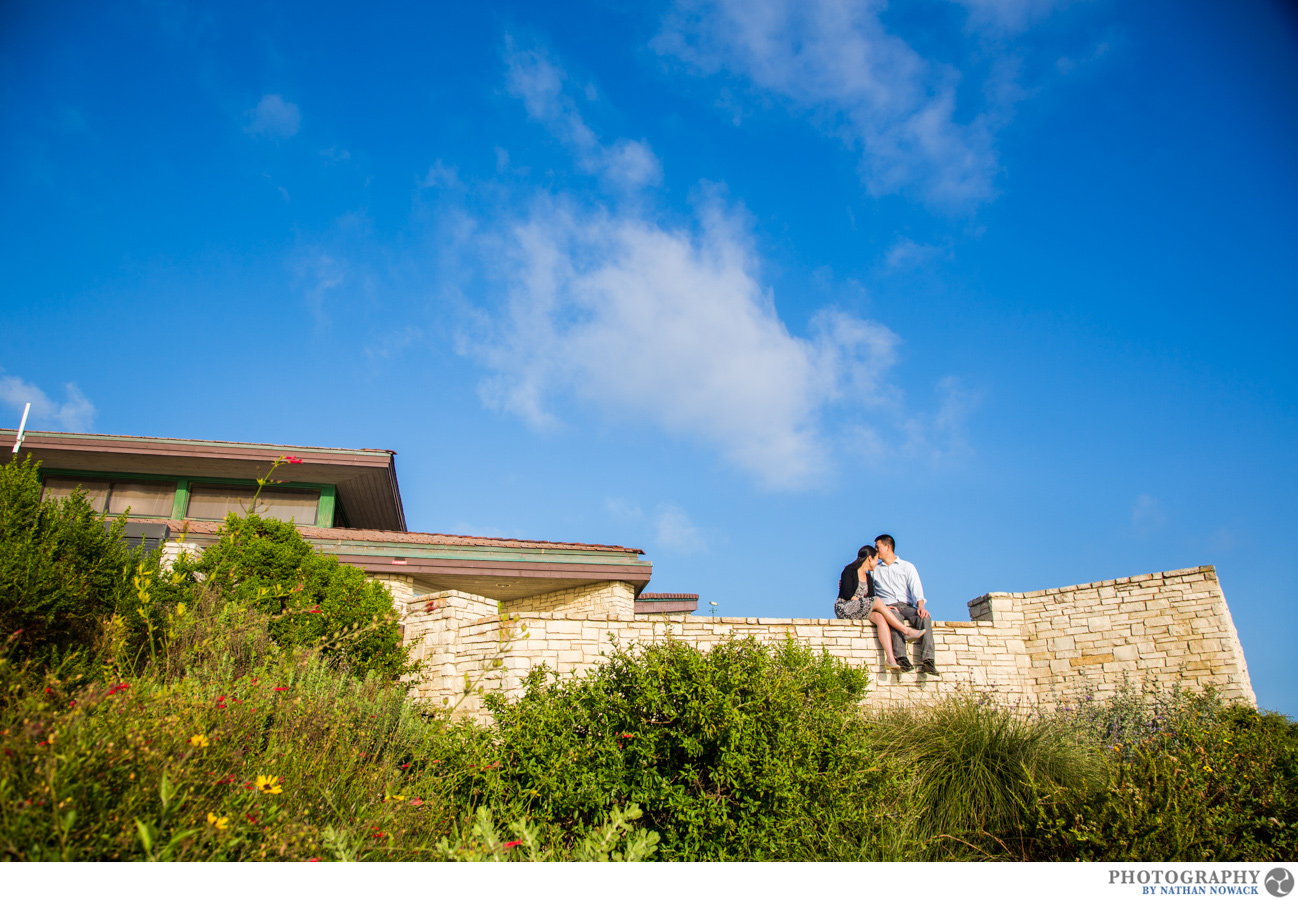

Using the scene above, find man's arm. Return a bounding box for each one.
[908,564,930,619]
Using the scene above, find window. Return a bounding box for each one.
[42,478,176,518]
[185,483,319,525]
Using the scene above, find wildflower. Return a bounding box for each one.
[409,798,424,807]
[273,686,289,692]
[207,812,229,830]
[189,734,209,748]
[285,456,304,464]
[400,763,410,769]
[307,858,320,862]
[255,775,283,795]
[106,682,130,697]
[384,793,405,803]
[1204,765,1212,772]
[503,841,522,849]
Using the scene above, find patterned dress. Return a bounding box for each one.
[835,575,873,619]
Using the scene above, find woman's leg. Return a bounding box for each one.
[868,609,899,668]
[871,600,924,640]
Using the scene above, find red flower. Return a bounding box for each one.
[409,798,424,807]
[285,456,304,464]
[503,841,522,849]
[307,857,320,862]
[273,686,289,692]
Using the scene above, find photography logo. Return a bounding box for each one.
[1266,869,1294,898]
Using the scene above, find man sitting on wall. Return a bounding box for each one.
[872,534,939,676]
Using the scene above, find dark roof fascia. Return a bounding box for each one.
[1,429,397,465]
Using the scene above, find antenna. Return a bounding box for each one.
[11,402,31,455]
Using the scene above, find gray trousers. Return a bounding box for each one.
[888,604,935,664]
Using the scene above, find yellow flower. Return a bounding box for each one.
[384,793,405,803]
[1204,765,1213,772]
[189,734,209,748]
[255,774,283,795]
[207,812,229,830]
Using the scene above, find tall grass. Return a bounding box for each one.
[870,695,1106,859]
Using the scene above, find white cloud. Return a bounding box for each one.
[884,238,948,270]
[504,41,662,191]
[244,94,301,140]
[654,0,1052,209]
[467,193,898,489]
[292,252,344,323]
[0,370,96,431]
[422,160,462,190]
[655,504,706,553]
[364,326,424,362]
[953,0,1061,35]
[1132,494,1166,534]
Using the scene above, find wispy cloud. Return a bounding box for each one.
[0,370,96,431]
[1132,493,1166,535]
[504,41,662,191]
[292,251,345,323]
[655,504,707,553]
[244,94,301,140]
[654,0,1058,210]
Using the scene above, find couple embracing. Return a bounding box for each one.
[836,534,939,676]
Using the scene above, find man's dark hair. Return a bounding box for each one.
[857,545,877,559]
[874,534,895,552]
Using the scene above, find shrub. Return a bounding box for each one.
[0,457,141,668]
[452,635,894,860]
[1028,693,1298,861]
[176,514,408,680]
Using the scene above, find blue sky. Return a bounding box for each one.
[2,0,1296,714]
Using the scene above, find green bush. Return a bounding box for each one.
[176,514,409,680]
[0,457,142,668]
[1028,694,1298,861]
[452,636,895,860]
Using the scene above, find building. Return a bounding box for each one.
[2,428,678,615]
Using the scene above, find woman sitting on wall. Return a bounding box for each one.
[836,545,924,671]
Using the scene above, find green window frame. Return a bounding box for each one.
[40,470,338,527]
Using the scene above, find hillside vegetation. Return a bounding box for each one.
[1,457,1294,861]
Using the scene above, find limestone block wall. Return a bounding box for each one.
[501,581,635,618]
[424,612,1038,718]
[984,565,1254,705]
[394,565,1255,718]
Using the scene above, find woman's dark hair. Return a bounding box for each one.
[856,545,877,560]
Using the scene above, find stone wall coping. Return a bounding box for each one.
[966,566,1215,606]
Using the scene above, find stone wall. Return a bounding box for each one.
[501,581,635,617]
[397,566,1255,718]
[985,565,1254,704]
